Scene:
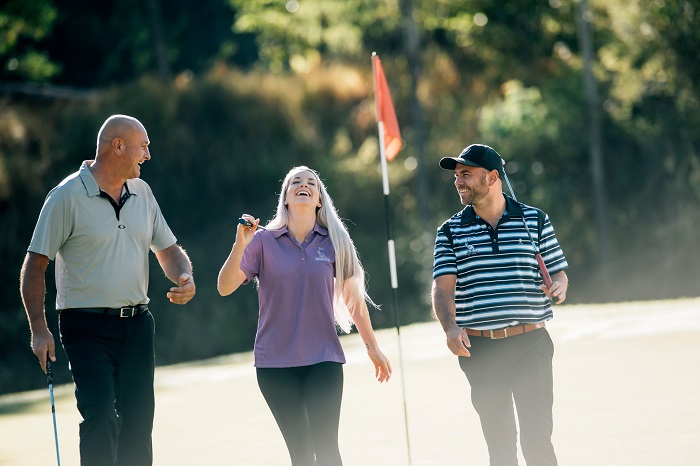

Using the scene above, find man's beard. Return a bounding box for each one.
[460,175,489,205]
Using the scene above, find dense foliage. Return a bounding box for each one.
[1,0,698,394]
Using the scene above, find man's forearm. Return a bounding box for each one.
[20,253,49,332]
[156,244,193,284]
[431,283,460,333]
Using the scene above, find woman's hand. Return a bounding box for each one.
[217,214,259,296]
[367,345,392,383]
[236,214,261,247]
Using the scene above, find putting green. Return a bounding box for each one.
[1,298,698,465]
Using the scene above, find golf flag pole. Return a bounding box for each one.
[372,52,412,465]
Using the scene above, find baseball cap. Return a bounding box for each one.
[439,144,505,174]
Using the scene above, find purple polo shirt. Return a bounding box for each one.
[239,222,346,368]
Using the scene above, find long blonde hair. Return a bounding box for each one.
[266,166,377,333]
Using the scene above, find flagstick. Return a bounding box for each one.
[378,121,413,465]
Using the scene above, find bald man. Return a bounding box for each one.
[21,115,196,466]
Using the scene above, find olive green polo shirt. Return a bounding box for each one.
[28,160,177,309]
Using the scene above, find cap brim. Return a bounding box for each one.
[439,157,483,170]
[439,157,458,170]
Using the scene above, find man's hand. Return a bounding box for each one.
[432,276,471,356]
[446,325,471,357]
[541,270,568,304]
[167,273,196,304]
[31,328,56,374]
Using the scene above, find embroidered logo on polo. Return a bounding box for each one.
[459,237,478,256]
[315,247,331,262]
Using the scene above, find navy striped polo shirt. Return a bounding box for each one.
[433,195,568,330]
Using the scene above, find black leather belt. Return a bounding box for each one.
[60,304,149,318]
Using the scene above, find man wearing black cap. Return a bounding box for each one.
[432,144,568,465]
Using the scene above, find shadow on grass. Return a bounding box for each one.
[0,398,44,415]
[0,385,72,416]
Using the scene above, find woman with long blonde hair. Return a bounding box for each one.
[218,165,391,465]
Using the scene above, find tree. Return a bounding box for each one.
[1,0,257,87]
[229,0,404,70]
[0,0,60,82]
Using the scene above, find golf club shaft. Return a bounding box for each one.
[536,253,554,289]
[501,172,558,302]
[47,360,61,466]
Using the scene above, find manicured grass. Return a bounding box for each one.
[2,298,699,465]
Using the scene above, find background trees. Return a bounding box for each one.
[2,0,698,394]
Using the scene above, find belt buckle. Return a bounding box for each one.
[489,328,508,339]
[119,306,135,318]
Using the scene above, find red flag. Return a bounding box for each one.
[372,54,402,162]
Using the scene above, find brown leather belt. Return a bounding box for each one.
[465,322,545,340]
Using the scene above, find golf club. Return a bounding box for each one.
[47,359,62,466]
[238,218,265,230]
[500,164,559,304]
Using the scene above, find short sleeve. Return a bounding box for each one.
[539,214,568,274]
[433,222,458,279]
[149,198,177,252]
[28,186,72,261]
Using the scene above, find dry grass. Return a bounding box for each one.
[1,298,699,465]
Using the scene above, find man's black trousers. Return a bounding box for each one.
[459,328,557,466]
[59,310,155,466]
